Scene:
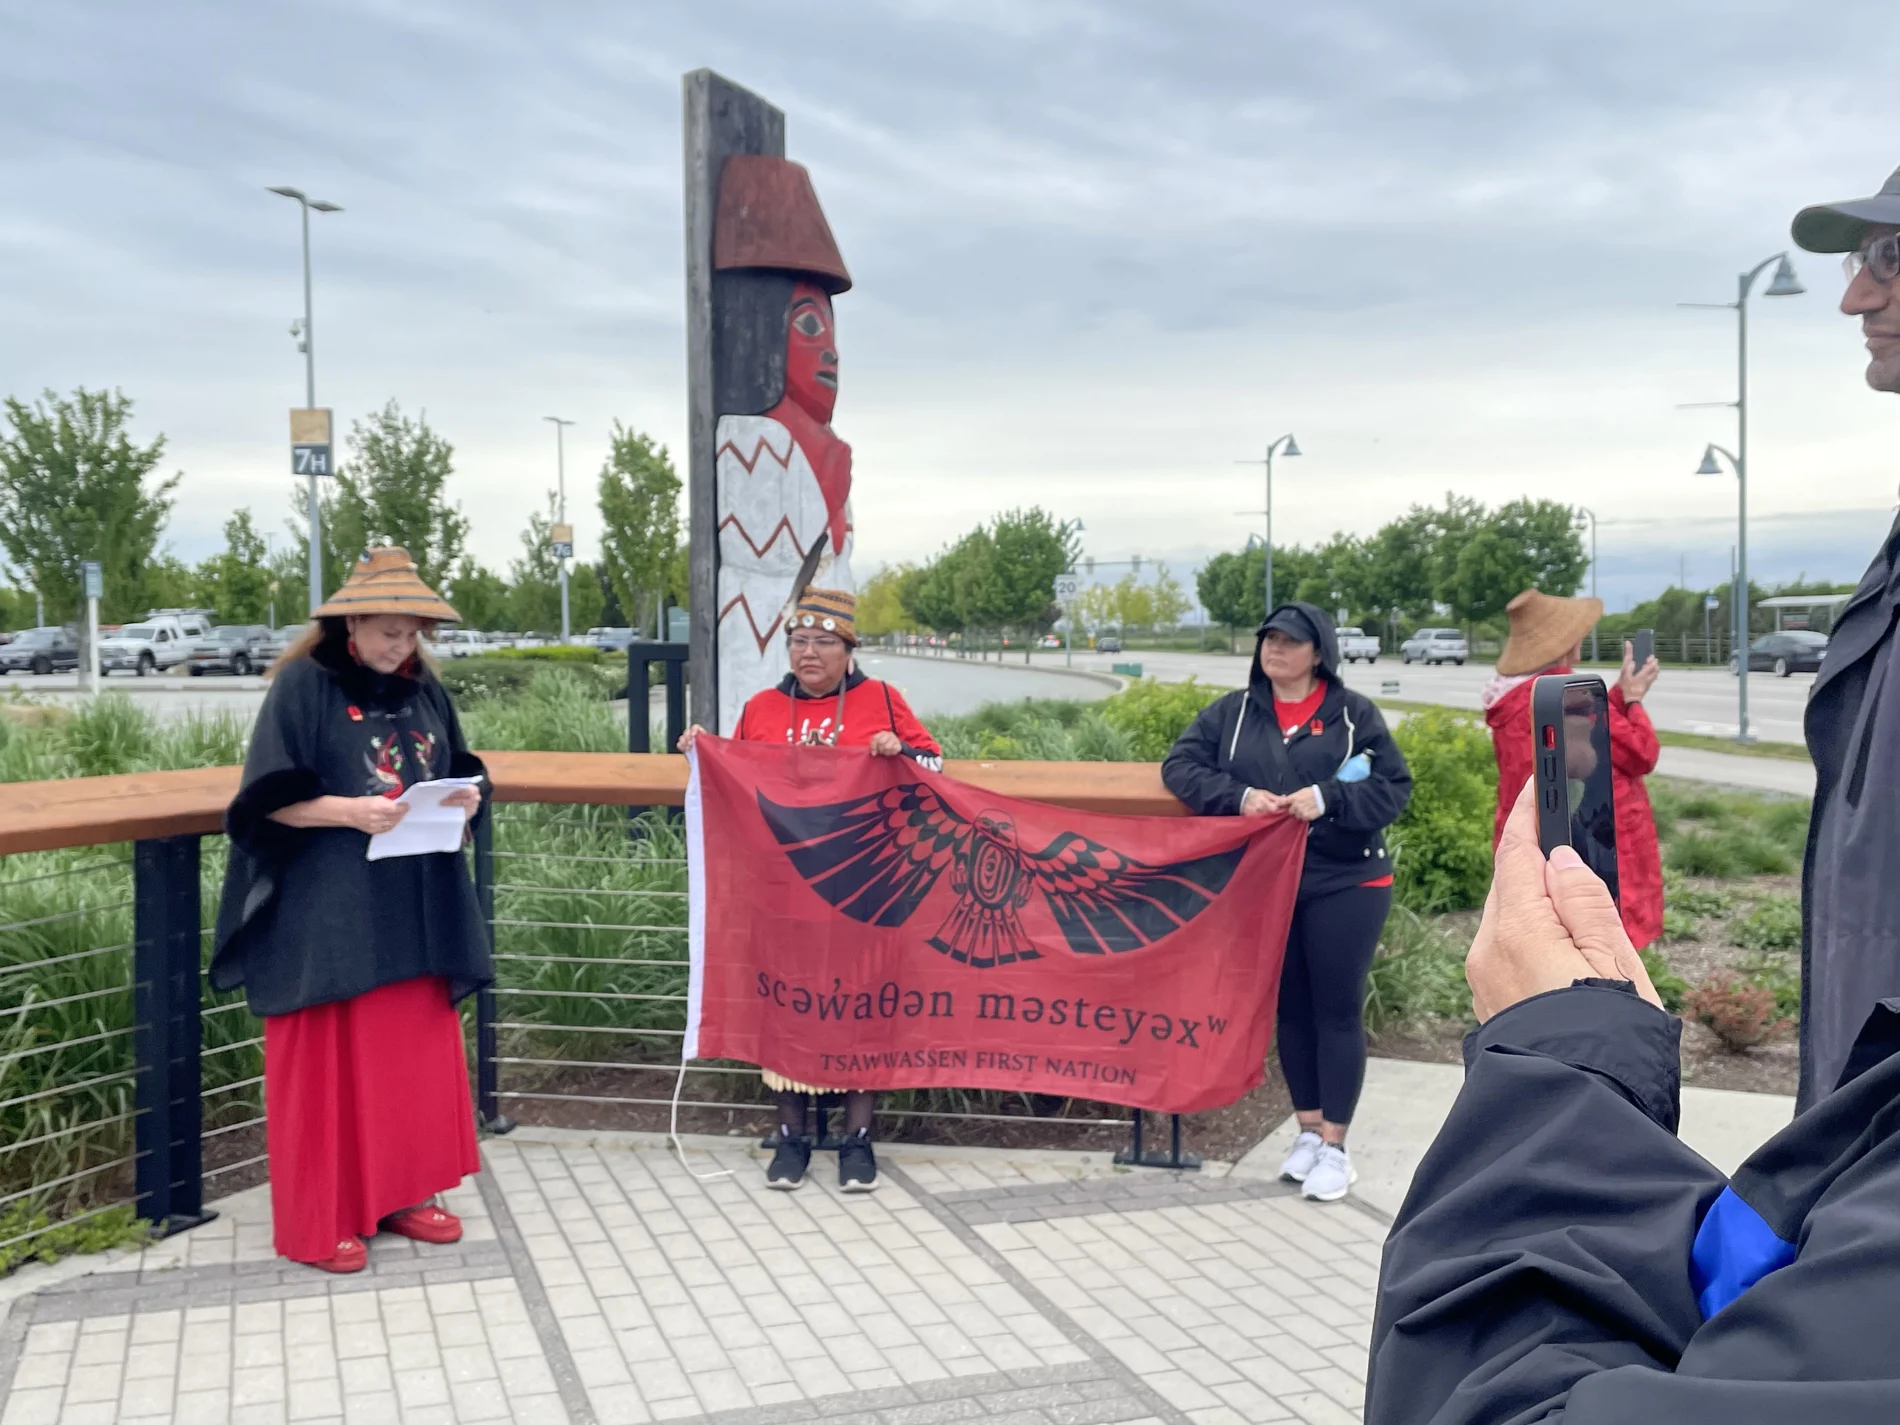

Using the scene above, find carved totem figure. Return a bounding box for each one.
[711,155,855,732]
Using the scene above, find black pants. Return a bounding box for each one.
[1275,882,1393,1126]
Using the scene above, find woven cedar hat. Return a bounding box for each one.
[313,546,459,623]
[1496,589,1604,676]
[787,587,857,646]
[713,155,852,294]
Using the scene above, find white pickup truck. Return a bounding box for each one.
[99,612,213,676]
[1336,627,1382,663]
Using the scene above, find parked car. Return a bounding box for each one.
[1337,627,1382,663]
[99,615,201,676]
[0,626,79,675]
[1096,634,1123,654]
[1038,634,1062,649]
[1734,630,1828,677]
[589,627,635,653]
[186,625,279,677]
[1399,628,1469,666]
[431,629,490,658]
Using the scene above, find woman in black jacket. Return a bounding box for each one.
[213,548,492,1273]
[1162,603,1410,1204]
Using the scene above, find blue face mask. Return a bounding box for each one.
[1336,751,1373,783]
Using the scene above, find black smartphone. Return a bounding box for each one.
[1630,628,1655,670]
[1530,674,1620,904]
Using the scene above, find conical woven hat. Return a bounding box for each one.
[1497,589,1603,676]
[313,546,459,622]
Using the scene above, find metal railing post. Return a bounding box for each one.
[133,834,215,1234]
[472,812,513,1135]
[1114,1109,1202,1172]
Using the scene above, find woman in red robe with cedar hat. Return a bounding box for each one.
[212,548,492,1273]
[1481,589,1665,950]
[679,587,941,1194]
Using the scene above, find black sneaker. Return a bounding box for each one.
[839,1129,878,1193]
[766,1135,811,1191]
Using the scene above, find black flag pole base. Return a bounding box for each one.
[1113,1110,1202,1171]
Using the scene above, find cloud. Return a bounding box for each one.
[2,0,1896,603]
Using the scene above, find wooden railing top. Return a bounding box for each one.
[0,752,1188,855]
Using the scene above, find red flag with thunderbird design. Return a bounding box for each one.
[685,739,1306,1114]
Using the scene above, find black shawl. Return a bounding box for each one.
[211,629,494,1016]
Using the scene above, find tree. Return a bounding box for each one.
[506,494,602,634]
[446,558,511,632]
[307,402,469,594]
[856,564,918,638]
[1147,562,1192,630]
[985,508,1069,660]
[194,510,274,624]
[1438,499,1587,624]
[597,424,682,638]
[0,387,180,622]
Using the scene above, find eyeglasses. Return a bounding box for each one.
[1845,234,1900,285]
[788,635,846,653]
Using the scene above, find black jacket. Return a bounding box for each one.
[1370,985,1900,1423]
[1161,605,1411,899]
[1799,510,1900,1109]
[211,631,494,1016]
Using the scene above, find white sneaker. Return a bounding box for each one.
[1278,1131,1324,1183]
[1302,1144,1357,1203]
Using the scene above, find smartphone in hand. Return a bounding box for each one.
[1531,674,1621,905]
[1630,628,1655,669]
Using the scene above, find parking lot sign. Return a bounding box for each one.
[290,408,333,477]
[81,561,103,600]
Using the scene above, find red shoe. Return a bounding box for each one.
[307,1237,367,1274]
[382,1204,462,1244]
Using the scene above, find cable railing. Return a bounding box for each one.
[0,736,1198,1261]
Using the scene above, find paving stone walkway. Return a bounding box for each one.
[0,1129,1386,1425]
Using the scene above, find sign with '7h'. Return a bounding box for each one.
[290,408,333,477]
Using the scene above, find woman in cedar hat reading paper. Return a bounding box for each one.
[1481,588,1664,951]
[679,588,941,1194]
[211,547,491,1274]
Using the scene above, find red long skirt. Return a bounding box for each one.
[263,976,479,1263]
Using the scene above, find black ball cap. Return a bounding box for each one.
[1259,606,1322,646]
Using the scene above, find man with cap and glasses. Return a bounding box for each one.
[1358,175,1900,1422]
[1790,166,1900,1112]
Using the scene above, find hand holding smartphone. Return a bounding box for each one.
[1630,629,1655,671]
[1530,674,1621,905]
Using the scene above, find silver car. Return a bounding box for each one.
[1399,628,1469,666]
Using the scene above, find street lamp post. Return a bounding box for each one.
[1236,434,1300,619]
[1574,507,1598,661]
[1683,252,1803,744]
[267,186,343,617]
[544,416,576,643]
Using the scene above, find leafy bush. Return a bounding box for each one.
[435,659,541,703]
[1097,678,1225,761]
[932,700,1135,762]
[1665,828,1795,880]
[1386,707,1499,912]
[1684,972,1785,1051]
[0,1203,149,1277]
[1738,949,1802,1019]
[1364,906,1473,1029]
[1660,907,1699,942]
[1663,871,1732,920]
[1641,947,1688,1013]
[461,670,626,753]
[1732,894,1801,952]
[482,646,604,664]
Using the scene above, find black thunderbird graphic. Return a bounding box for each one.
[757,783,1244,968]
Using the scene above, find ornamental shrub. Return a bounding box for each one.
[1386,706,1498,912]
[1098,678,1224,762]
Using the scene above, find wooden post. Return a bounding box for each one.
[682,70,784,732]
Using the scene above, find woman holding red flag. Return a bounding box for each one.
[1482,589,1663,951]
[679,587,940,1193]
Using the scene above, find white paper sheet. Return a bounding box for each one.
[365,777,483,861]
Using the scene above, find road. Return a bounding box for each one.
[991,647,1813,747]
[12,655,1809,793]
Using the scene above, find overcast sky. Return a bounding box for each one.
[4,1,1898,612]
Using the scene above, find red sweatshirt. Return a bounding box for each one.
[735,670,942,768]
[1483,671,1663,951]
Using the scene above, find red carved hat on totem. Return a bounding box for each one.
[713,156,852,294]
